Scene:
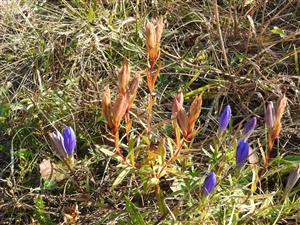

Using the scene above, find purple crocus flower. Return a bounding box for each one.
[202,172,217,196]
[236,139,249,167]
[63,126,76,155]
[243,117,257,138]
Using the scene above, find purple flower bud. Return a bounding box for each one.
[284,164,300,195]
[63,126,76,155]
[202,172,217,196]
[236,139,249,167]
[265,101,275,128]
[243,117,257,138]
[218,105,231,131]
[49,130,67,161]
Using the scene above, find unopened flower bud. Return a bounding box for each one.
[202,172,217,196]
[112,93,128,132]
[175,99,188,137]
[49,130,67,162]
[146,17,164,62]
[172,93,184,119]
[187,95,202,138]
[272,94,287,139]
[118,60,130,94]
[127,73,140,109]
[243,117,257,138]
[284,164,300,196]
[102,86,113,129]
[236,139,250,167]
[63,126,76,156]
[265,101,275,128]
[218,105,231,131]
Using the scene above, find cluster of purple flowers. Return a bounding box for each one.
[202,105,257,196]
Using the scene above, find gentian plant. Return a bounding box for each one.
[49,126,76,170]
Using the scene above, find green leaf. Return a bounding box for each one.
[283,155,300,163]
[87,7,95,23]
[112,167,131,189]
[271,26,287,38]
[34,196,54,225]
[157,138,166,164]
[96,145,123,161]
[125,197,146,225]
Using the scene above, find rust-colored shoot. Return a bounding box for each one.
[102,86,113,130]
[125,73,140,140]
[146,17,164,63]
[172,93,184,119]
[146,64,161,95]
[262,94,288,174]
[174,94,202,141]
[118,60,130,95]
[271,94,287,140]
[112,93,129,134]
[145,17,164,133]
[175,99,188,138]
[187,95,202,140]
[127,73,141,109]
[101,60,140,162]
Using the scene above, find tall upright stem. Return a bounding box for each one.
[260,131,274,178]
[114,130,124,160]
[147,61,155,133]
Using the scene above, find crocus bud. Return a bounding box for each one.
[63,126,76,155]
[284,164,300,196]
[118,60,130,94]
[49,130,67,162]
[202,172,217,196]
[236,139,250,167]
[218,105,231,131]
[146,17,164,62]
[243,117,257,138]
[265,101,275,128]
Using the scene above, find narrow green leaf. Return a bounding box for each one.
[125,197,146,225]
[112,167,131,189]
